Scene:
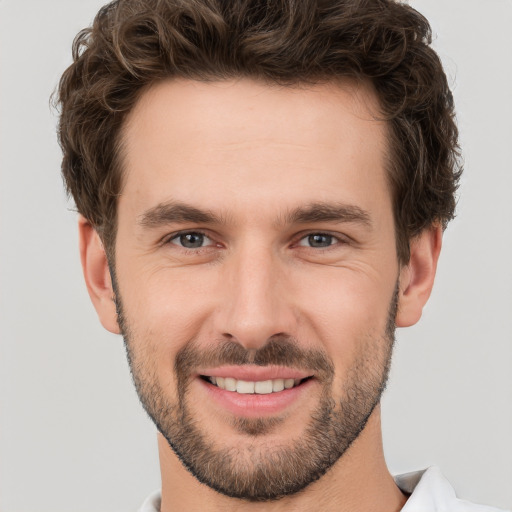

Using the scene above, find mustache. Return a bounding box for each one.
[175,335,335,381]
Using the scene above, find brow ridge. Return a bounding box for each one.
[138,201,224,227]
[138,200,372,229]
[282,202,372,227]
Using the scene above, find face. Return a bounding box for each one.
[113,79,400,501]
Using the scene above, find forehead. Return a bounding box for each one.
[119,78,390,224]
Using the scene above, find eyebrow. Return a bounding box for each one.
[282,202,372,228]
[138,200,372,229]
[138,201,225,227]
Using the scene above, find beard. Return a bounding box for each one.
[114,277,398,502]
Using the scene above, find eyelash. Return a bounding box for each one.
[164,230,349,252]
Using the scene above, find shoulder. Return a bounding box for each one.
[395,467,510,512]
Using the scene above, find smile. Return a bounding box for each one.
[196,366,316,416]
[201,376,309,394]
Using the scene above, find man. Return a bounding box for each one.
[55,0,508,511]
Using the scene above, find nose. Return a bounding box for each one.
[213,241,297,350]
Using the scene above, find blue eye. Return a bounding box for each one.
[298,234,336,248]
[170,232,212,249]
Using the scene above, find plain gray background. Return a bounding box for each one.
[1,1,511,511]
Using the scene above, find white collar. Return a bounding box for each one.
[395,466,507,512]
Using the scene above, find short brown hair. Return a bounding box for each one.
[56,0,462,263]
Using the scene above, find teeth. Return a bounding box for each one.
[224,377,236,391]
[284,378,295,389]
[272,379,285,392]
[206,376,305,394]
[236,380,255,394]
[254,380,273,394]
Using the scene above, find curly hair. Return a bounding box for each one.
[56,0,462,263]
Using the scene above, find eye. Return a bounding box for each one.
[169,231,213,249]
[297,233,338,248]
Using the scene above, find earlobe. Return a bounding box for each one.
[78,216,121,334]
[396,225,443,328]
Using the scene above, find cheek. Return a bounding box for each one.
[293,267,395,358]
[296,276,396,400]
[118,267,216,371]
[121,261,213,319]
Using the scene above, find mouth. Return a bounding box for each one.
[200,375,313,394]
[195,367,316,418]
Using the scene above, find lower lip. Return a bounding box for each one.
[198,378,315,418]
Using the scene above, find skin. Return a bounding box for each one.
[79,78,442,512]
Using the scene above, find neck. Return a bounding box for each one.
[157,405,407,512]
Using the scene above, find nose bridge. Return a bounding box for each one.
[216,238,294,349]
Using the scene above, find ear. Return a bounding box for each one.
[396,224,443,327]
[78,215,121,334]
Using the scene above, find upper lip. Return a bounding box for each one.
[197,365,313,381]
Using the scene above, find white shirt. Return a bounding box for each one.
[138,467,509,512]
[396,467,509,512]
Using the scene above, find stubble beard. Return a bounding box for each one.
[115,280,398,502]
